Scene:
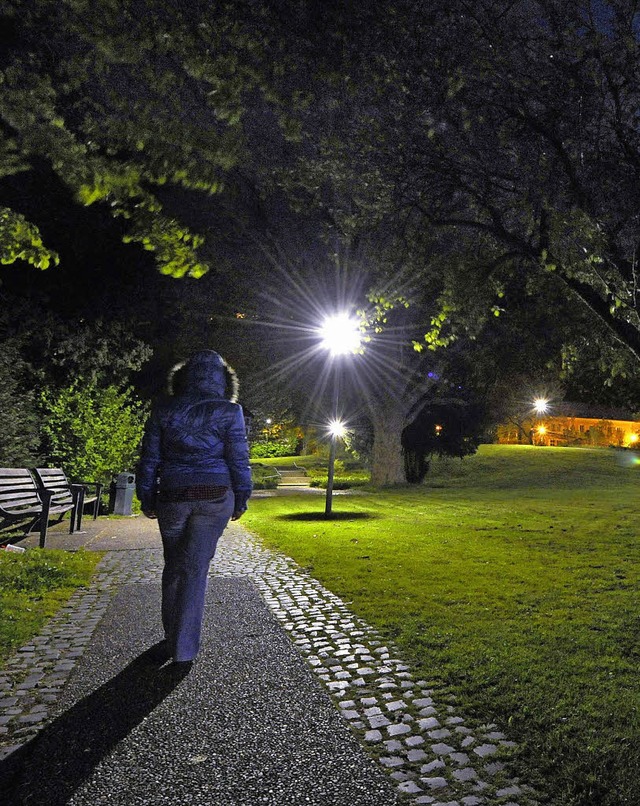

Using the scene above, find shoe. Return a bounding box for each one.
[168,659,193,675]
[145,640,172,663]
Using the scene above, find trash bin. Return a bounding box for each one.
[111,472,135,516]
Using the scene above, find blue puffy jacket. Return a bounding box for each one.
[136,351,252,515]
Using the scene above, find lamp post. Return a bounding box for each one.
[326,419,347,515]
[319,313,361,516]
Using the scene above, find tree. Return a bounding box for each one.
[298,0,640,363]
[0,0,302,278]
[0,337,42,465]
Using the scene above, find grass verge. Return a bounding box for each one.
[0,548,103,664]
[242,445,640,806]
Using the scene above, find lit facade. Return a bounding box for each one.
[496,402,640,448]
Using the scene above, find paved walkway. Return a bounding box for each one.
[0,509,539,806]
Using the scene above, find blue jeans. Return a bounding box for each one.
[157,490,234,661]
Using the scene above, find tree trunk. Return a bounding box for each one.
[370,413,406,485]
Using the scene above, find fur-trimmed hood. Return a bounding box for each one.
[168,350,239,401]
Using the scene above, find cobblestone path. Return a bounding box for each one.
[0,525,540,806]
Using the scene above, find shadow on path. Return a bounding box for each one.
[0,646,190,806]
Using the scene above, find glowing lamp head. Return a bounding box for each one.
[537,425,547,435]
[319,313,362,356]
[533,398,549,415]
[629,433,639,445]
[328,419,347,439]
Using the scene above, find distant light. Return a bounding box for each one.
[328,419,347,439]
[533,398,549,414]
[435,424,443,433]
[629,433,638,444]
[537,425,547,435]
[319,313,362,356]
[266,418,272,425]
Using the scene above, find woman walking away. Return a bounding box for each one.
[136,350,252,666]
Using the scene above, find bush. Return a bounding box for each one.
[250,441,296,459]
[307,463,370,489]
[251,464,280,489]
[40,380,148,485]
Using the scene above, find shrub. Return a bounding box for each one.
[40,380,148,485]
[251,464,280,489]
[250,441,295,459]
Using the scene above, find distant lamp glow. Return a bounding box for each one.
[328,419,347,439]
[533,398,549,415]
[629,433,639,445]
[537,425,547,435]
[435,424,443,434]
[319,313,362,356]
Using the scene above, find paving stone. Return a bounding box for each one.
[384,740,404,752]
[473,743,498,758]
[407,748,428,762]
[387,723,411,737]
[397,780,423,794]
[368,714,391,728]
[413,697,434,707]
[453,767,478,782]
[380,756,405,768]
[421,776,449,790]
[429,728,453,739]
[431,743,456,756]
[421,760,446,774]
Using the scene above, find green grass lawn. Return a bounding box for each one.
[0,548,102,664]
[242,445,640,806]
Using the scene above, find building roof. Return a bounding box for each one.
[545,401,639,422]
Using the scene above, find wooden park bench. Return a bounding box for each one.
[32,468,103,533]
[0,468,77,548]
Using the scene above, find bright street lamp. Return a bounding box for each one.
[328,419,347,439]
[533,397,549,415]
[319,313,362,356]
